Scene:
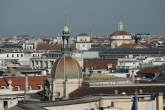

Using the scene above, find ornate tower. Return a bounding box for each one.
[50,25,82,101]
[62,25,70,51]
[118,19,124,31]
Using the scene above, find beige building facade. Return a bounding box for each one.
[42,94,163,110]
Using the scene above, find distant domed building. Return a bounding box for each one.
[49,25,83,101]
[110,19,133,48]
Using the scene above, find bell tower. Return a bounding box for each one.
[118,19,124,31]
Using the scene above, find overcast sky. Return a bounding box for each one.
[0,0,165,35]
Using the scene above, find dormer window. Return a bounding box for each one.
[1,86,6,89]
[37,85,43,90]
[21,54,23,57]
[15,86,20,91]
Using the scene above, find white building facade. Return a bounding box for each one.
[76,33,92,50]
[0,52,43,69]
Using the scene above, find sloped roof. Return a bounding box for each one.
[0,76,46,91]
[36,44,76,51]
[9,106,24,110]
[89,73,126,80]
[69,85,165,99]
[9,104,46,110]
[111,31,130,36]
[118,43,148,48]
[77,33,89,36]
[37,44,62,51]
[137,67,162,74]
[83,59,117,70]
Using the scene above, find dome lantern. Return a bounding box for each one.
[62,25,70,35]
[62,25,70,50]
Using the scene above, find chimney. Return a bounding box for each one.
[8,80,13,90]
[139,89,143,94]
[114,90,118,95]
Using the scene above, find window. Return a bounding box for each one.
[7,54,9,57]
[4,101,8,109]
[17,54,19,57]
[21,54,23,57]
[36,61,38,65]
[111,102,114,107]
[12,54,14,57]
[40,61,43,68]
[15,86,20,91]
[45,61,48,68]
[50,61,54,66]
[37,85,43,90]
[32,61,34,67]
[90,108,94,110]
[57,92,60,96]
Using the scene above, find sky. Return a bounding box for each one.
[0,0,165,36]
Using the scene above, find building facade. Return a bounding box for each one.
[76,33,92,50]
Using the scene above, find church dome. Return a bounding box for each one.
[51,56,82,79]
[111,31,130,36]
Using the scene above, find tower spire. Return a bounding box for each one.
[118,18,124,31]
